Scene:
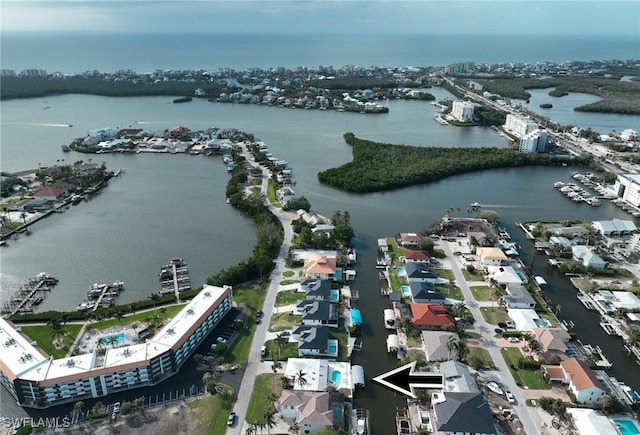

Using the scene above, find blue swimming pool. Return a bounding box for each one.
[614,418,640,435]
[330,289,340,302]
[101,332,125,344]
[396,267,406,276]
[331,370,342,385]
[401,285,411,297]
[329,343,338,354]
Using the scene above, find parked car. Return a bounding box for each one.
[261,345,267,356]
[257,309,264,318]
[505,391,515,404]
[507,337,520,343]
[227,412,236,426]
[216,337,227,344]
[494,328,503,334]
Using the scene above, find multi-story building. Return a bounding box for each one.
[444,62,475,75]
[613,173,640,208]
[519,129,548,153]
[0,285,232,408]
[504,114,538,138]
[451,100,476,122]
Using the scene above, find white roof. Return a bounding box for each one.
[592,219,637,233]
[596,291,640,311]
[508,308,541,332]
[285,358,353,394]
[3,285,230,383]
[487,265,527,285]
[567,408,619,435]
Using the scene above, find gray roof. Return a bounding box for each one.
[293,325,329,350]
[300,279,332,300]
[439,361,479,393]
[421,331,458,362]
[297,300,338,322]
[405,263,437,280]
[409,282,444,302]
[433,392,496,434]
[503,284,536,307]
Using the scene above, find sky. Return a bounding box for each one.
[2,0,639,36]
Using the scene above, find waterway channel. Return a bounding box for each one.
[2,93,640,432]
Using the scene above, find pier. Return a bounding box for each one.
[90,281,124,311]
[3,273,58,315]
[516,221,535,240]
[159,258,191,300]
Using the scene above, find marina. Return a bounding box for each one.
[76,281,125,312]
[159,258,191,298]
[1,273,58,315]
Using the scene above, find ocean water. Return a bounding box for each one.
[2,32,639,73]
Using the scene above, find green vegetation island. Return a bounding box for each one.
[317,133,590,193]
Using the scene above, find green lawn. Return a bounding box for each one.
[467,346,494,369]
[245,374,282,425]
[330,317,350,362]
[282,270,295,278]
[267,181,281,208]
[501,348,551,390]
[226,321,256,365]
[275,290,302,306]
[539,312,561,328]
[269,312,302,332]
[90,304,186,331]
[470,286,496,301]
[387,237,405,261]
[21,324,83,358]
[188,389,236,435]
[435,268,455,282]
[388,268,406,293]
[263,340,298,361]
[278,279,298,286]
[480,307,510,325]
[232,284,267,313]
[462,269,486,282]
[438,284,463,300]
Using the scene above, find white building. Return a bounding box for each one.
[567,408,620,435]
[87,127,118,140]
[592,219,637,237]
[519,129,548,153]
[613,173,640,208]
[451,100,476,122]
[504,114,538,138]
[0,285,233,408]
[620,129,639,141]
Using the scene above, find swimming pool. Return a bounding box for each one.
[401,285,411,297]
[330,289,340,302]
[534,318,552,328]
[328,342,338,354]
[331,370,342,385]
[614,418,640,435]
[101,332,125,344]
[396,267,406,276]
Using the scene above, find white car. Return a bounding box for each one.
[507,337,520,343]
[505,391,515,404]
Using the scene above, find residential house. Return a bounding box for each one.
[544,358,605,404]
[277,391,342,434]
[532,327,571,360]
[410,303,454,330]
[475,247,509,267]
[299,279,332,302]
[296,300,338,328]
[408,282,445,304]
[431,391,497,435]
[276,186,296,206]
[403,250,430,263]
[486,265,528,286]
[549,236,573,251]
[467,231,495,247]
[311,224,335,238]
[304,256,337,280]
[291,326,337,357]
[439,360,479,393]
[572,246,606,270]
[73,162,100,176]
[592,220,637,238]
[507,308,546,332]
[397,232,422,248]
[166,126,190,140]
[567,408,621,435]
[377,238,389,253]
[405,263,446,284]
[593,290,640,312]
[32,187,66,201]
[421,331,459,362]
[548,226,589,239]
[500,284,536,309]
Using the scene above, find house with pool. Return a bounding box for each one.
[0,284,233,408]
[296,300,339,328]
[284,357,364,398]
[292,326,338,358]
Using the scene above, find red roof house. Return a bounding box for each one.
[404,250,430,263]
[410,303,454,330]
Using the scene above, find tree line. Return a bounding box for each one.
[317,133,587,193]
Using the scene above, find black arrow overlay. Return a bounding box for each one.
[372,361,443,398]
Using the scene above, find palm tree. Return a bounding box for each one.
[446,335,459,360]
[275,333,287,360]
[96,337,107,351]
[50,327,66,348]
[626,327,640,348]
[107,335,119,348]
[288,422,300,435]
[71,400,84,418]
[263,407,277,435]
[457,340,469,363]
[294,369,308,389]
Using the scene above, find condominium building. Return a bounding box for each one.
[519,129,548,153]
[0,285,232,408]
[504,114,538,138]
[451,100,476,122]
[613,173,640,208]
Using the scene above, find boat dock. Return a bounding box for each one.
[516,222,535,240]
[159,258,191,299]
[577,292,596,310]
[396,408,413,435]
[3,273,58,315]
[594,372,639,406]
[350,408,370,435]
[582,343,613,369]
[89,281,124,311]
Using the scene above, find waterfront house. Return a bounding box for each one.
[548,226,589,239]
[277,186,296,206]
[32,187,66,201]
[377,238,389,252]
[408,282,445,304]
[549,236,573,251]
[291,325,337,357]
[440,361,479,393]
[410,303,454,330]
[405,263,447,284]
[431,391,497,435]
[476,247,509,267]
[72,162,100,176]
[545,358,605,404]
[299,279,332,302]
[571,246,606,270]
[284,358,354,397]
[277,391,343,434]
[397,232,422,248]
[567,408,620,435]
[304,256,337,280]
[500,284,536,309]
[486,265,528,286]
[421,331,459,362]
[312,224,335,237]
[403,250,430,263]
[593,290,640,312]
[8,197,54,212]
[296,300,338,328]
[620,129,639,141]
[166,126,190,140]
[592,219,637,238]
[508,308,549,332]
[532,327,571,360]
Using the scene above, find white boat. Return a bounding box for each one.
[534,276,547,286]
[553,181,565,188]
[76,301,95,312]
[622,385,640,404]
[470,202,481,207]
[486,381,504,396]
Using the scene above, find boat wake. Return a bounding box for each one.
[134,121,168,125]
[13,123,73,128]
[476,204,519,209]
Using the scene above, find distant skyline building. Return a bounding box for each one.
[444,62,474,75]
[0,284,233,408]
[504,114,538,138]
[519,129,548,153]
[451,100,476,122]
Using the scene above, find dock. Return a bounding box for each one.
[516,222,535,240]
[3,273,58,315]
[582,343,613,368]
[577,292,596,310]
[159,258,191,300]
[90,281,124,312]
[396,408,413,435]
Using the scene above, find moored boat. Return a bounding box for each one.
[486,381,504,396]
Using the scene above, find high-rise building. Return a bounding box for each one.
[504,114,538,138]
[451,100,476,122]
[519,129,548,153]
